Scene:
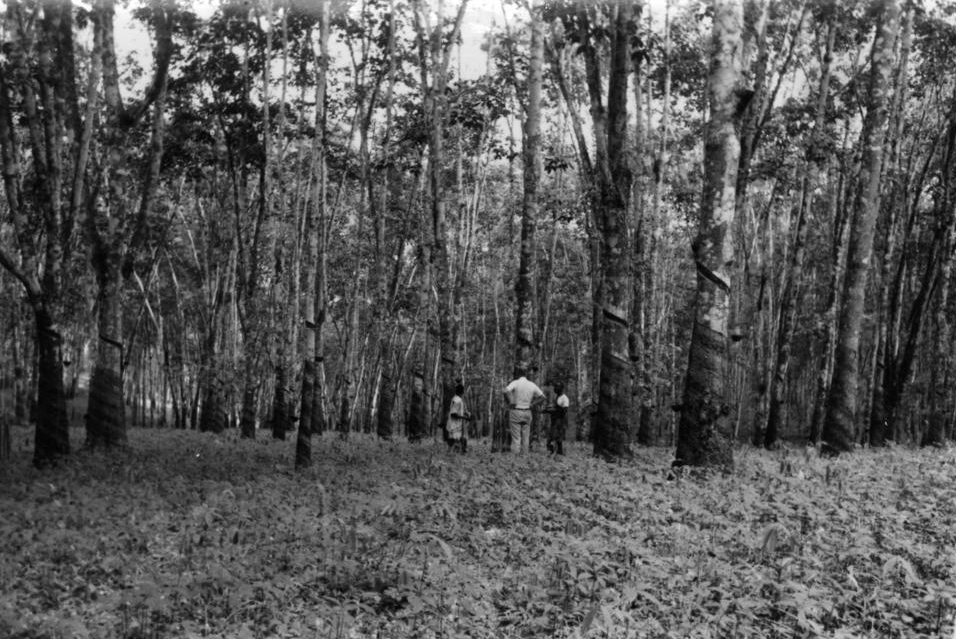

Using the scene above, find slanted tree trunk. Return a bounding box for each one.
[821,0,900,455]
[675,0,743,469]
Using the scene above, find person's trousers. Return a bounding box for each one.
[547,437,564,455]
[509,409,532,453]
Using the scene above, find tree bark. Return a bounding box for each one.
[675,0,743,469]
[514,0,543,377]
[869,3,915,446]
[822,0,900,455]
[33,309,70,467]
[0,3,89,466]
[86,257,126,448]
[593,2,635,460]
[240,382,257,439]
[407,370,426,442]
[86,0,171,448]
[272,364,288,440]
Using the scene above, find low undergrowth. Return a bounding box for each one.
[1,426,955,638]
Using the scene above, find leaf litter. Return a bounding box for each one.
[1,426,955,638]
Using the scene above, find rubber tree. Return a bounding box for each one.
[544,0,635,459]
[297,0,330,469]
[513,0,544,378]
[674,0,744,469]
[374,0,399,441]
[0,2,86,467]
[821,0,900,455]
[585,1,635,460]
[85,0,173,449]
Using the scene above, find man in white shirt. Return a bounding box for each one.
[504,368,545,454]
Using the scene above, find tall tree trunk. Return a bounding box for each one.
[407,369,426,442]
[200,376,227,434]
[33,308,70,467]
[869,3,915,446]
[675,0,743,469]
[376,344,397,439]
[0,3,94,466]
[373,3,398,441]
[630,9,647,445]
[514,0,543,377]
[821,0,900,455]
[313,188,329,437]
[240,382,257,439]
[310,1,331,439]
[85,0,171,448]
[296,41,320,464]
[86,258,126,448]
[272,363,288,440]
[589,1,635,460]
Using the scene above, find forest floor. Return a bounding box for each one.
[0,425,955,639]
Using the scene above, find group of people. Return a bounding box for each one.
[444,368,569,455]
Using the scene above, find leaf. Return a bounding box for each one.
[759,523,790,555]
[426,532,454,561]
[882,555,920,585]
[580,603,600,633]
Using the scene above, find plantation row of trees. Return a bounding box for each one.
[1,0,955,469]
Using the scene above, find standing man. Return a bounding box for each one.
[546,382,570,455]
[446,381,469,453]
[504,367,545,454]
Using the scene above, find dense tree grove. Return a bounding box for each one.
[2,0,956,468]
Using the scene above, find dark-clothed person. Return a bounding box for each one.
[547,383,570,455]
